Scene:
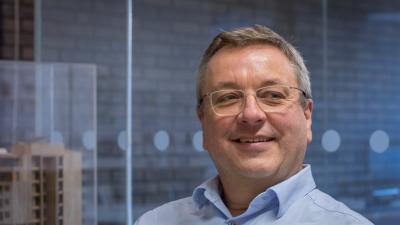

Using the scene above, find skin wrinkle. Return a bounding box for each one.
[203,47,296,96]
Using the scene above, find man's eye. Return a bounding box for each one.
[258,91,286,100]
[214,93,241,105]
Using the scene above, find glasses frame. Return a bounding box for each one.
[198,85,308,116]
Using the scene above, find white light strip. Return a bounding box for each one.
[126,0,134,224]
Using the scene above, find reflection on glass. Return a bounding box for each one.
[370,130,389,153]
[0,61,96,225]
[322,129,341,152]
[153,130,170,152]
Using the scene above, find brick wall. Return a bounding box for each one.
[0,0,34,60]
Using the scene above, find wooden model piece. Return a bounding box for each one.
[0,143,81,225]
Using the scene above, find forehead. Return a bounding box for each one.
[203,44,297,91]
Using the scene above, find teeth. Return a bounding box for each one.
[238,137,272,143]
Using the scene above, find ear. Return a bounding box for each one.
[197,106,204,121]
[304,99,313,144]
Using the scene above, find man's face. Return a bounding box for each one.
[198,44,313,184]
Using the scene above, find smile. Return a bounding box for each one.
[233,137,275,143]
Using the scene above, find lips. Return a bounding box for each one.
[232,136,275,143]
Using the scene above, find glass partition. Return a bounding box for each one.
[0,61,97,225]
[0,0,131,224]
[131,1,400,225]
[1,0,399,225]
[39,0,131,224]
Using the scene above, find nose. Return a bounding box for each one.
[238,95,267,126]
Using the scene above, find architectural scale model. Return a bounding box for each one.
[0,142,81,225]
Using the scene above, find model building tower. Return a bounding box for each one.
[0,143,81,225]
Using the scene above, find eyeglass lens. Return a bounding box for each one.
[210,86,300,116]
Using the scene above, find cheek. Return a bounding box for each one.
[270,110,308,142]
[284,118,309,155]
[202,116,233,150]
[201,115,218,150]
[269,112,308,167]
[202,125,214,150]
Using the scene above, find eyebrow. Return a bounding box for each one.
[259,79,286,87]
[212,79,287,91]
[212,82,241,91]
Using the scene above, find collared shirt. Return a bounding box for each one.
[135,165,374,225]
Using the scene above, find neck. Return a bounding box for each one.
[219,175,275,216]
[227,208,248,216]
[218,166,303,216]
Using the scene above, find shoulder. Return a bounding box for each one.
[134,197,197,225]
[303,189,374,225]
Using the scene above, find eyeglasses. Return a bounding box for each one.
[198,85,307,116]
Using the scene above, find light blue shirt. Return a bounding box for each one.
[135,165,374,225]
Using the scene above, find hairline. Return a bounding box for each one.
[197,42,310,108]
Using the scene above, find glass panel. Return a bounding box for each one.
[0,0,131,224]
[39,0,131,224]
[0,61,96,225]
[316,1,400,224]
[132,1,400,225]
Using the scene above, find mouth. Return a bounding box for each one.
[232,136,275,143]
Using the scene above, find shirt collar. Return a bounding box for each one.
[192,176,222,209]
[269,164,316,217]
[192,175,233,218]
[192,165,316,218]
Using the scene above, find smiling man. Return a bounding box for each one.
[135,25,374,225]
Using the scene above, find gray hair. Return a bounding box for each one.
[197,25,311,107]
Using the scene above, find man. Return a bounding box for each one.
[135,25,374,225]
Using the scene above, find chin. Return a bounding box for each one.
[236,162,280,179]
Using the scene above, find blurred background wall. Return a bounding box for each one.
[1,0,399,224]
[130,1,400,224]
